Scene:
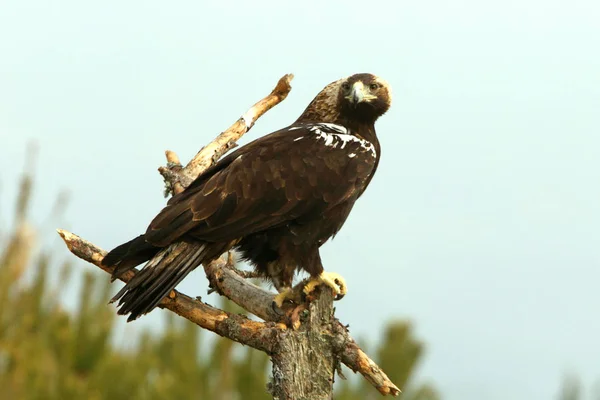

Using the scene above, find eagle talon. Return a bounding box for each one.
[303,272,347,300]
[272,287,295,309]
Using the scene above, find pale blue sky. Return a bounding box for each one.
[1,1,599,399]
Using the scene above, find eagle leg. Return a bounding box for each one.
[303,272,347,300]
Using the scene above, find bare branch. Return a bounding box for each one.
[159,73,294,195]
[334,326,402,396]
[204,258,281,322]
[344,348,401,396]
[56,229,283,353]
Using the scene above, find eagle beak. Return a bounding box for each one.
[346,81,376,105]
[351,82,365,104]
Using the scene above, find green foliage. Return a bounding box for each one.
[0,169,438,399]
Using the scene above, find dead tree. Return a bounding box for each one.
[58,74,400,399]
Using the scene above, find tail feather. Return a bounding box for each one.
[101,234,160,279]
[110,241,208,322]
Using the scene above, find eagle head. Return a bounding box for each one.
[338,73,391,124]
[297,73,392,126]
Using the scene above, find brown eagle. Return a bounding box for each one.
[102,73,392,321]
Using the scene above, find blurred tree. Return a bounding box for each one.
[559,376,582,400]
[557,375,600,400]
[0,164,438,399]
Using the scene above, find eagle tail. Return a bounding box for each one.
[109,241,208,322]
[102,234,160,280]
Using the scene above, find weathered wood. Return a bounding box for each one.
[270,289,337,400]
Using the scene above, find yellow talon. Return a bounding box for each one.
[273,287,294,308]
[303,272,347,299]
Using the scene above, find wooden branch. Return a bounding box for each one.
[159,73,294,195]
[269,288,337,398]
[56,229,283,353]
[334,325,402,396]
[204,258,282,322]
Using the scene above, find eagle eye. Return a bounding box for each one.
[369,83,380,91]
[341,82,351,92]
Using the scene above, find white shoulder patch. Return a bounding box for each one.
[303,123,376,158]
[313,123,347,134]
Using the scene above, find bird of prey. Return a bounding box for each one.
[102,73,392,321]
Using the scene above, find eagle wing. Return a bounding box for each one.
[144,125,376,246]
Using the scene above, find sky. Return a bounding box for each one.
[1,1,599,399]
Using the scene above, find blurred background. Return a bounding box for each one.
[1,1,598,399]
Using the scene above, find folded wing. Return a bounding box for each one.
[144,126,365,246]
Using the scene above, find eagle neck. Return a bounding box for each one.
[337,119,378,145]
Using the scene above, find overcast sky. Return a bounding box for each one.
[1,1,599,399]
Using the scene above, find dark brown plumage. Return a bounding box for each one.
[102,73,392,321]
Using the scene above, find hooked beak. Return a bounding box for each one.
[345,81,376,105]
[351,82,365,104]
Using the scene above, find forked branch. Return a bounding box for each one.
[159,73,295,195]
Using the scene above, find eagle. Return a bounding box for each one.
[102,73,392,321]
